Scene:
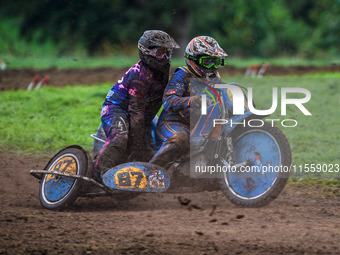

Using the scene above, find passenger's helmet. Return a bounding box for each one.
[138,30,179,73]
[184,36,227,79]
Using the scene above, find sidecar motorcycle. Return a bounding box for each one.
[30,83,291,211]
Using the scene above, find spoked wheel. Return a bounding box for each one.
[39,146,89,211]
[219,123,292,207]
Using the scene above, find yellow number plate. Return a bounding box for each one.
[46,156,77,182]
[114,167,147,189]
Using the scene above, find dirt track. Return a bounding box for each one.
[0,152,339,254]
[0,64,339,91]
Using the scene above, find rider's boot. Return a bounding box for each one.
[149,133,189,169]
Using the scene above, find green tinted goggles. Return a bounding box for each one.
[185,53,225,69]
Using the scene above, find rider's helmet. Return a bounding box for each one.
[138,30,179,73]
[184,36,228,79]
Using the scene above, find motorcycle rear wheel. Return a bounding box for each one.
[219,123,291,207]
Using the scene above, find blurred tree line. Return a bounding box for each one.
[1,0,340,58]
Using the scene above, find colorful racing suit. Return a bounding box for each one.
[150,66,220,169]
[95,60,169,176]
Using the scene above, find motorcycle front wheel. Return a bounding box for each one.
[219,122,292,207]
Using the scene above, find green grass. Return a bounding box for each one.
[0,84,110,154]
[289,179,340,198]
[297,72,340,78]
[2,54,340,69]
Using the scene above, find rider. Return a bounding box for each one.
[149,36,228,169]
[94,30,179,180]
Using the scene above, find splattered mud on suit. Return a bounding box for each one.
[95,60,169,176]
[150,66,220,168]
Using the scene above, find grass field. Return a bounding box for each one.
[0,84,107,153]
[0,76,339,180]
[3,54,340,69]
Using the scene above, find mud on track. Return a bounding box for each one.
[0,64,339,91]
[0,152,339,254]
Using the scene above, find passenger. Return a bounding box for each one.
[94,30,179,181]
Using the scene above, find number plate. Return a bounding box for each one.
[102,162,170,192]
[46,156,77,182]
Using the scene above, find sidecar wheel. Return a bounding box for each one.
[39,147,88,211]
[219,123,291,207]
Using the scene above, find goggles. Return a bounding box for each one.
[138,43,173,60]
[185,53,225,69]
